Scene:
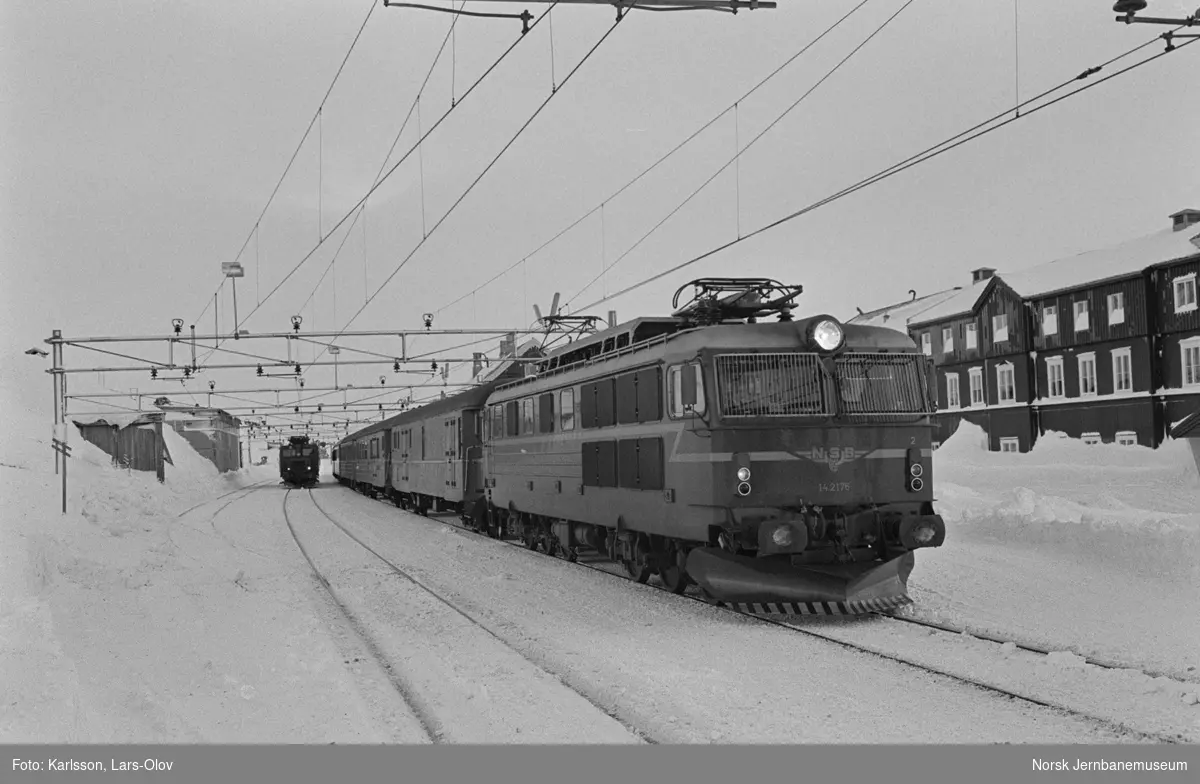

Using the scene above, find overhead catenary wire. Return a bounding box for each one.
[192,0,379,329]
[571,34,1197,315]
[566,0,916,307]
[431,0,876,318]
[308,8,627,371]
[199,0,493,364]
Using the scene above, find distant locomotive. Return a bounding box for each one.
[279,435,321,487]
[334,278,946,614]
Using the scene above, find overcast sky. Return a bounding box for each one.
[2,0,1197,428]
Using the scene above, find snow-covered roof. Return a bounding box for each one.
[72,412,163,429]
[1002,226,1200,299]
[1170,412,1200,440]
[907,278,997,327]
[847,288,963,329]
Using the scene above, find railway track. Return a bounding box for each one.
[871,612,1196,684]
[358,493,1191,745]
[284,487,660,745]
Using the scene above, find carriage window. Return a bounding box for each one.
[560,388,575,431]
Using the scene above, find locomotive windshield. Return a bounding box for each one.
[716,354,827,417]
[715,352,933,420]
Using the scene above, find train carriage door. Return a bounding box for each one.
[451,416,461,489]
[384,429,393,489]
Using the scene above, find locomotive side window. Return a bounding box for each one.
[667,362,706,417]
[560,389,575,431]
[421,426,426,460]
[491,404,505,439]
[538,393,555,433]
[521,398,534,435]
[506,401,520,436]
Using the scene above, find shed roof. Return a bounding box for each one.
[1003,226,1200,300]
[73,412,163,429]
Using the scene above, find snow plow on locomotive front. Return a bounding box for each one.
[279,435,321,487]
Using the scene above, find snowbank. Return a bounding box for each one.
[933,422,1200,581]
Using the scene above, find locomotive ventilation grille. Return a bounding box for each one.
[715,352,934,421]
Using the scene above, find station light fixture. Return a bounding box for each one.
[291,315,303,332]
[171,318,184,335]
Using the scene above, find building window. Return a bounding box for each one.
[999,437,1019,453]
[559,388,576,431]
[965,323,978,350]
[996,363,1016,403]
[992,314,1008,344]
[942,327,954,353]
[1042,305,1058,337]
[1081,432,1101,445]
[1115,431,1137,447]
[1111,347,1132,393]
[1107,292,1125,326]
[968,367,984,407]
[1046,356,1065,399]
[1174,273,1198,314]
[921,332,932,356]
[945,373,960,409]
[1182,337,1200,387]
[1074,300,1090,332]
[1078,352,1097,396]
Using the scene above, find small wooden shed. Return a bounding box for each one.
[72,412,170,482]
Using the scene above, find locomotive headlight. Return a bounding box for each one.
[736,467,751,482]
[808,317,845,352]
[910,463,923,478]
[736,482,752,496]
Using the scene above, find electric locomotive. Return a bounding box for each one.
[279,435,321,487]
[481,279,946,614]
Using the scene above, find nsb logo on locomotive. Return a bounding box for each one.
[804,446,869,473]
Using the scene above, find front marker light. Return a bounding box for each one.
[736,467,751,482]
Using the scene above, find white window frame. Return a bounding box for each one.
[1174,273,1198,314]
[921,332,932,356]
[1182,337,1200,387]
[1045,356,1065,399]
[1073,300,1090,332]
[968,367,984,407]
[1077,352,1097,397]
[1081,432,1101,445]
[996,362,1016,403]
[942,326,954,353]
[1042,305,1058,337]
[1115,431,1137,447]
[999,437,1019,453]
[945,372,961,410]
[965,323,978,350]
[1107,292,1125,326]
[1111,347,1133,393]
[992,313,1008,344]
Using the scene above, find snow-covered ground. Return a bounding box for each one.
[3,355,1199,742]
[908,422,1200,683]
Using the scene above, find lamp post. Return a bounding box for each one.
[222,262,245,338]
[330,345,340,389]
